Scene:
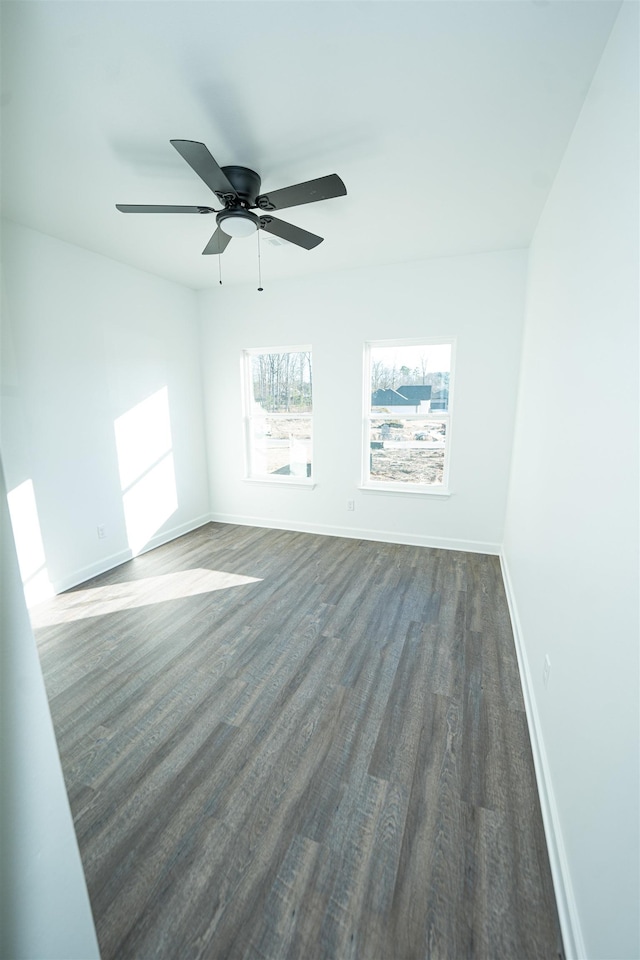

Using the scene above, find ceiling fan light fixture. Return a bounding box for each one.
[217,209,259,238]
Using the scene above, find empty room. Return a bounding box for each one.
[1,2,638,959]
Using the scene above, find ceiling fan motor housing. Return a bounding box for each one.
[219,166,261,206]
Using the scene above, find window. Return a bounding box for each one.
[242,347,313,482]
[363,339,454,492]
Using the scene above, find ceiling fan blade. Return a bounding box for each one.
[259,216,323,250]
[170,140,237,200]
[116,204,215,214]
[202,228,232,255]
[255,174,346,212]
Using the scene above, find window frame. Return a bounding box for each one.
[361,337,455,496]
[241,344,315,487]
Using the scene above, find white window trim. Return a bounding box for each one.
[243,477,317,490]
[358,482,451,498]
[242,345,314,485]
[362,337,456,494]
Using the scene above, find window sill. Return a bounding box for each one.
[243,477,316,490]
[359,483,451,499]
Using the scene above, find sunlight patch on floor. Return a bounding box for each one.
[30,567,262,627]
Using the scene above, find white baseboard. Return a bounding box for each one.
[53,548,133,594]
[137,513,213,557]
[52,514,213,593]
[209,512,500,555]
[499,551,585,960]
[51,513,499,594]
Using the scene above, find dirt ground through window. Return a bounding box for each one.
[370,447,444,484]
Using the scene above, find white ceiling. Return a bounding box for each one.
[0,1,620,290]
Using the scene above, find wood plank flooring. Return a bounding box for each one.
[32,523,564,960]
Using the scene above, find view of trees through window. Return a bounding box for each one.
[251,351,312,414]
[367,342,453,487]
[370,344,451,405]
[245,349,313,480]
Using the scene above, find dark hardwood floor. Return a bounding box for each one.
[32,522,564,960]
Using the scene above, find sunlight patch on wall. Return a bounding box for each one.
[30,567,262,628]
[114,386,178,555]
[6,478,54,608]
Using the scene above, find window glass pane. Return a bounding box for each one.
[251,351,312,413]
[369,418,447,485]
[370,343,450,414]
[250,416,312,478]
[245,348,313,481]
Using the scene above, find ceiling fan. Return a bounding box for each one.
[116,139,347,255]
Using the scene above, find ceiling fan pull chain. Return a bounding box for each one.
[257,227,264,292]
[218,252,223,285]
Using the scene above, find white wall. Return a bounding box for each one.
[0,456,100,959]
[502,5,639,958]
[200,249,526,554]
[1,222,210,594]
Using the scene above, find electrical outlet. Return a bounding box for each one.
[543,654,551,688]
[97,525,106,540]
[347,500,355,512]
